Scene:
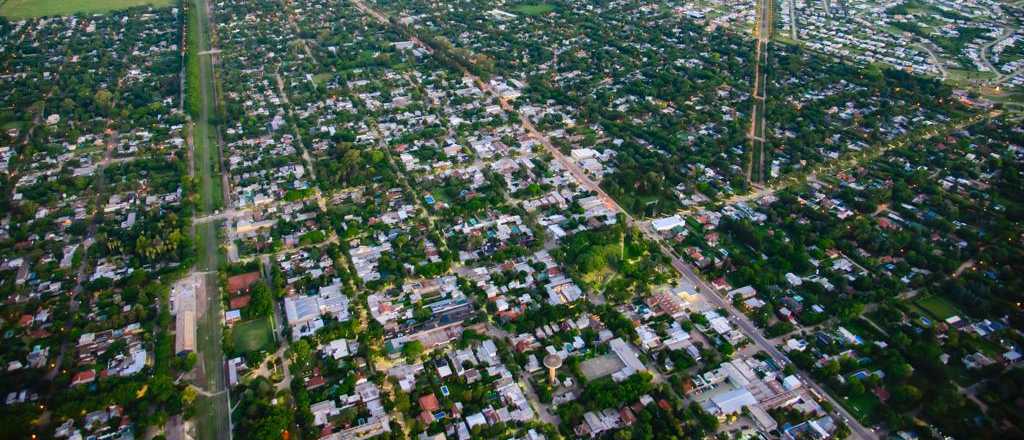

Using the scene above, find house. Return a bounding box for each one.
[418,393,440,412]
[785,338,808,352]
[311,400,340,426]
[71,370,96,387]
[1004,350,1022,364]
[836,327,862,345]
[323,339,351,359]
[728,286,757,300]
[636,325,661,351]
[225,309,242,325]
[645,287,697,318]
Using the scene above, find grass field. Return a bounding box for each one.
[915,295,962,320]
[844,393,881,423]
[511,3,555,16]
[232,316,275,354]
[312,73,334,86]
[0,0,175,18]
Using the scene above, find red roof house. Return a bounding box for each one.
[71,370,96,387]
[419,393,440,412]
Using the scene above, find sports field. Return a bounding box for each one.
[232,316,275,354]
[0,0,175,19]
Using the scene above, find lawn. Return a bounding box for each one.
[232,316,275,354]
[511,3,555,16]
[915,295,962,320]
[0,0,175,18]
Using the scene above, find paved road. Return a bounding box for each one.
[518,373,561,426]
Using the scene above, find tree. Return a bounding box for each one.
[181,385,199,407]
[891,384,922,410]
[393,389,411,414]
[239,401,291,440]
[834,421,852,439]
[288,339,313,375]
[248,281,274,317]
[94,88,114,112]
[402,340,424,363]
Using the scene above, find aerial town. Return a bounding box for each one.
[0,0,1021,440]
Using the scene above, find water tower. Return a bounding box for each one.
[543,354,562,385]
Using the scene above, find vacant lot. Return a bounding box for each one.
[915,295,962,320]
[0,0,174,19]
[232,316,275,354]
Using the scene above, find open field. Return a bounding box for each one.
[511,3,554,16]
[312,72,334,86]
[0,0,175,18]
[915,295,962,320]
[232,316,275,354]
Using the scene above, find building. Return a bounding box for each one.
[651,215,686,232]
[173,278,198,354]
[708,388,757,415]
[284,281,350,339]
[175,309,195,354]
[609,338,647,381]
[783,415,835,440]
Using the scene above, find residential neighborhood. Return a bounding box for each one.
[0,0,1022,440]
